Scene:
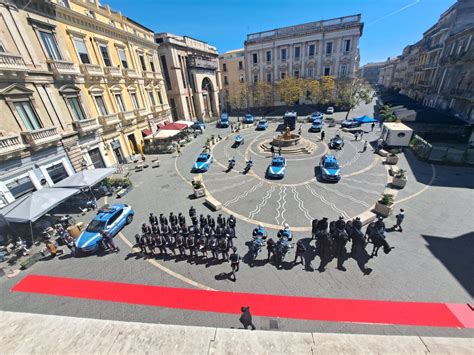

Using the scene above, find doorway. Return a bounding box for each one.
[88,148,105,168]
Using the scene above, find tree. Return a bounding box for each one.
[335,78,372,119]
[303,79,321,104]
[229,83,250,120]
[251,81,274,117]
[319,76,336,105]
[276,76,304,107]
[379,104,397,122]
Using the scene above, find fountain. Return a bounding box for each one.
[272,126,301,147]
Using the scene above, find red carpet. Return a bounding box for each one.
[12,275,473,328]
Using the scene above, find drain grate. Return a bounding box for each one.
[269,319,279,330]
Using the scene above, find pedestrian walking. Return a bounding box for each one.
[362,140,368,153]
[320,130,325,141]
[270,145,275,156]
[371,122,375,132]
[239,306,256,330]
[354,132,359,141]
[293,240,306,265]
[394,209,405,232]
[229,247,241,281]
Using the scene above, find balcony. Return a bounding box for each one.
[142,71,155,80]
[0,134,27,156]
[98,113,121,128]
[122,68,139,79]
[79,64,104,78]
[47,60,80,77]
[119,110,136,123]
[21,127,61,149]
[0,53,28,73]
[105,66,123,80]
[72,118,101,136]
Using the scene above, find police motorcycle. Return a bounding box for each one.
[274,223,293,268]
[243,159,253,174]
[227,157,236,172]
[249,224,267,265]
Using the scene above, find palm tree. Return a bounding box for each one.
[379,104,397,122]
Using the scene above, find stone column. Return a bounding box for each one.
[193,92,205,120]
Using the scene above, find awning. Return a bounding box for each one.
[53,168,116,189]
[142,129,153,136]
[355,115,378,123]
[161,122,188,131]
[1,188,80,223]
[152,130,180,139]
[175,120,194,127]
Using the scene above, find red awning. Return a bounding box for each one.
[141,129,152,136]
[161,122,188,131]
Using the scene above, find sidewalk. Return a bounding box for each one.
[1,311,472,354]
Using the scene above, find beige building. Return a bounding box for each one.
[219,49,245,111]
[244,14,363,87]
[0,0,170,208]
[155,33,221,121]
[360,62,385,84]
[377,57,400,88]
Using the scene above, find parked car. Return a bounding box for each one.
[309,119,323,132]
[307,112,324,122]
[217,113,229,128]
[329,135,344,150]
[340,119,361,128]
[326,107,334,114]
[256,119,268,130]
[75,204,134,254]
[192,153,213,172]
[319,154,341,182]
[266,156,286,179]
[243,113,254,124]
[193,121,206,132]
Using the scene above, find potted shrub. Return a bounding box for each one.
[386,150,399,165]
[192,180,206,198]
[392,169,407,189]
[373,193,394,217]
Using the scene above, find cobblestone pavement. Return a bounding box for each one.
[1,100,473,337]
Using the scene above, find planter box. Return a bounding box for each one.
[386,155,399,165]
[373,201,394,217]
[194,188,206,198]
[392,177,407,189]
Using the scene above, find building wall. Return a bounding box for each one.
[360,63,384,84]
[219,49,245,111]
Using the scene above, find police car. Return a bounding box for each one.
[256,119,268,130]
[243,113,254,124]
[75,204,134,254]
[266,156,286,179]
[319,154,341,182]
[307,112,324,122]
[309,119,323,132]
[217,113,229,128]
[192,153,213,172]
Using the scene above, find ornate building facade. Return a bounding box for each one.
[0,0,171,207]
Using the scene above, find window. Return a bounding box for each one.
[148,91,156,106]
[324,67,331,76]
[14,101,42,130]
[252,53,258,64]
[46,163,68,184]
[224,76,228,85]
[130,92,139,109]
[139,54,147,71]
[253,75,258,84]
[99,44,112,66]
[7,176,36,199]
[294,70,299,78]
[266,73,272,83]
[238,61,243,70]
[157,91,163,105]
[266,50,271,62]
[40,31,62,60]
[58,0,69,7]
[149,54,156,72]
[94,95,108,116]
[280,72,286,80]
[73,38,90,64]
[223,63,227,72]
[344,39,351,52]
[325,42,333,56]
[67,97,86,121]
[281,48,287,61]
[308,44,315,57]
[307,68,314,77]
[340,64,348,77]
[114,94,125,112]
[117,48,128,68]
[294,47,301,59]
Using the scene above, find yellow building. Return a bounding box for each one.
[219,49,245,111]
[0,0,171,208]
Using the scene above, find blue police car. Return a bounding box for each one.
[75,204,134,254]
[319,154,341,182]
[192,153,213,172]
[243,113,254,124]
[266,156,286,179]
[309,119,323,132]
[217,113,229,128]
[256,119,268,130]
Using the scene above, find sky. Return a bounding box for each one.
[105,0,457,65]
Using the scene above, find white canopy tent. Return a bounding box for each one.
[175,120,194,127]
[149,129,181,140]
[53,168,115,189]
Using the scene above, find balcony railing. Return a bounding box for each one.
[122,68,139,79]
[79,64,104,77]
[72,118,100,135]
[142,71,155,80]
[47,60,80,77]
[0,134,27,156]
[105,66,123,79]
[21,127,61,149]
[0,53,28,72]
[119,110,136,122]
[98,113,121,127]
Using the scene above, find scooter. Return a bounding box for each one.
[243,160,253,174]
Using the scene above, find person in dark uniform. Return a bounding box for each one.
[198,233,208,258]
[138,233,148,254]
[186,233,197,261]
[229,247,241,281]
[189,206,196,220]
[159,213,168,227]
[333,221,349,271]
[239,306,256,330]
[199,214,207,229]
[217,214,226,228]
[155,233,167,255]
[227,215,236,231]
[321,130,325,141]
[223,224,235,248]
[176,233,186,256]
[208,215,216,231]
[134,233,141,249]
[141,223,151,236]
[147,232,156,255]
[266,238,276,263]
[208,234,219,259]
[350,217,366,255]
[178,212,186,228]
[165,232,176,256]
[149,213,158,226]
[214,224,224,240]
[374,216,385,235]
[169,212,178,226]
[202,224,212,239]
[293,240,306,265]
[219,236,229,260]
[152,223,160,241]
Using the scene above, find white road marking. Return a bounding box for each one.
[223,181,264,207]
[209,179,251,194]
[305,184,350,219]
[318,184,371,208]
[249,185,275,219]
[337,182,381,195]
[274,186,287,225]
[291,186,313,221]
